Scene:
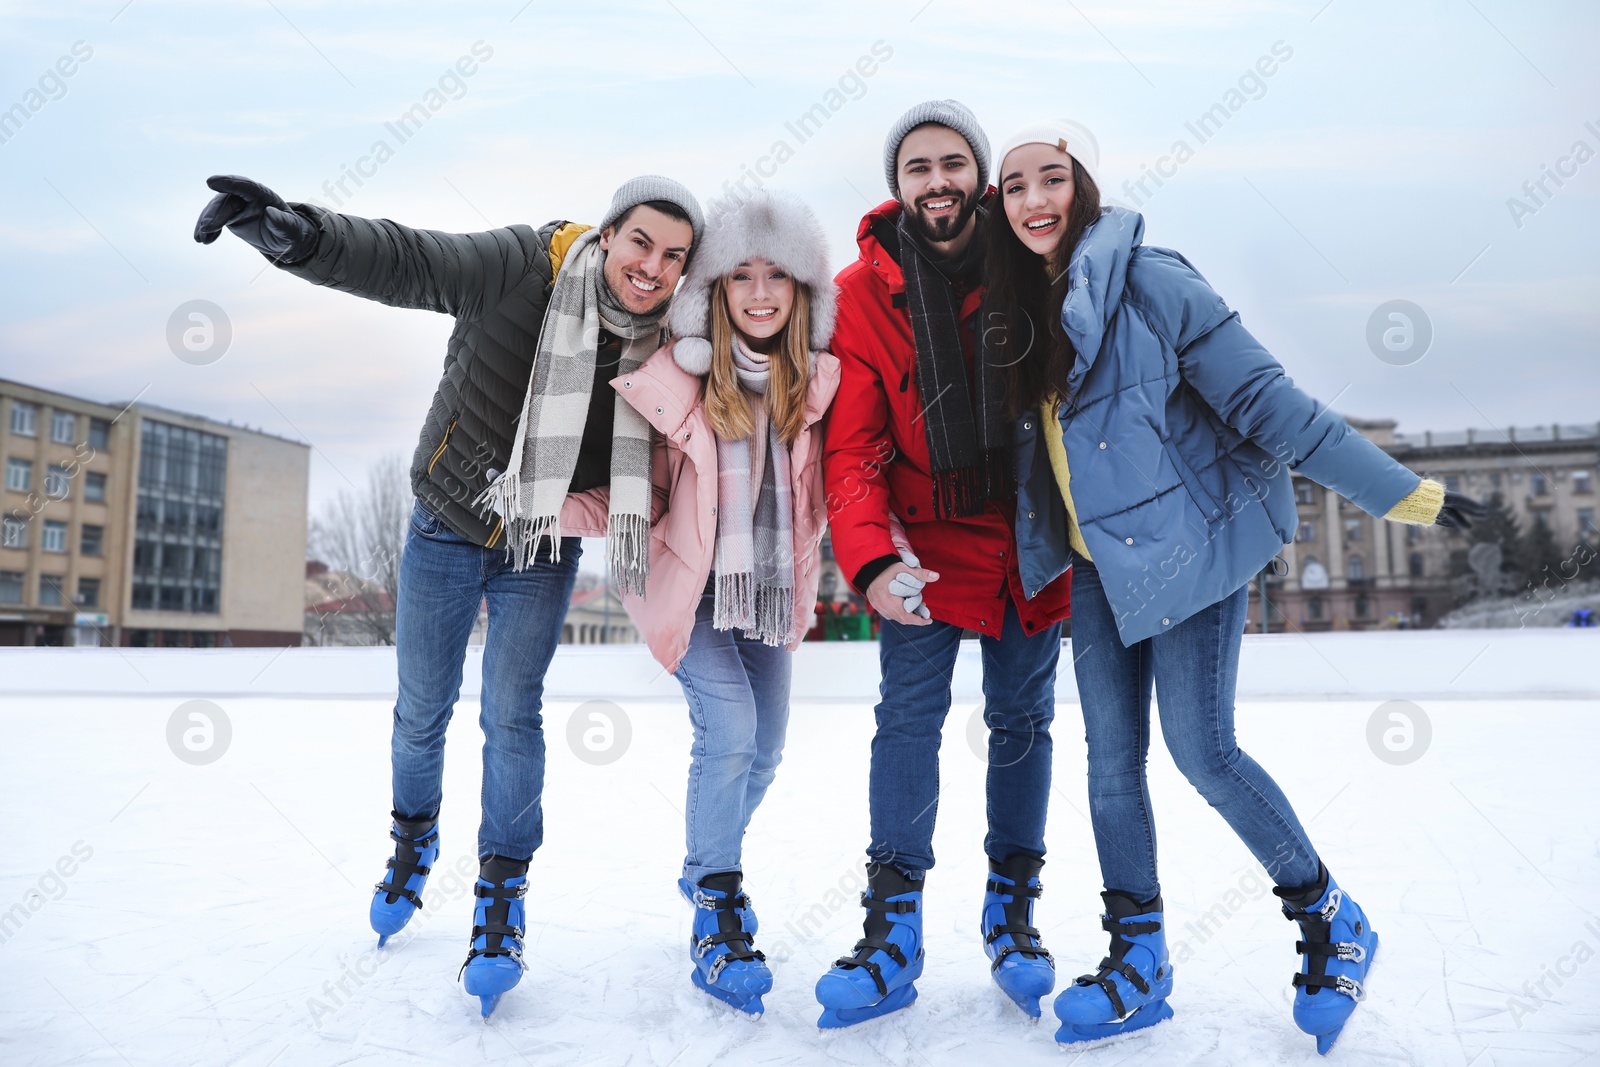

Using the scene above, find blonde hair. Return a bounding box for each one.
[704,276,812,445]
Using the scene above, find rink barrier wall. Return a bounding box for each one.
[1,630,1596,702]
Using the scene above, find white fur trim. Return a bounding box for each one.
[672,337,713,376]
[669,189,839,354]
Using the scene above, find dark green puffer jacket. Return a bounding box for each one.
[279,206,621,546]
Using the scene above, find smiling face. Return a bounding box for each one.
[1000,142,1077,258]
[896,123,982,250]
[599,204,694,314]
[723,256,795,353]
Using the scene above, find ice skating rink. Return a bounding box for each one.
[3,633,1597,1066]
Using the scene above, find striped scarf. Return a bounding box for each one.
[712,341,795,646]
[478,228,665,593]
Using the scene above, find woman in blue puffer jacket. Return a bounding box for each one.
[983,121,1482,1056]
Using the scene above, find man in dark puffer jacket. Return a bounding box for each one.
[194,173,701,1012]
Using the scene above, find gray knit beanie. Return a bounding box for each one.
[883,99,991,197]
[599,175,705,246]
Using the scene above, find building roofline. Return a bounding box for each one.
[1,376,308,448]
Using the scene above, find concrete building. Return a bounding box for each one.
[1,379,309,646]
[1253,419,1599,632]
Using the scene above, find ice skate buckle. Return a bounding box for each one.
[1317,889,1343,922]
[1334,974,1365,1001]
[706,954,731,982]
[1334,941,1366,963]
[695,934,716,958]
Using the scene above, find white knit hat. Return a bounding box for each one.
[669,189,838,376]
[994,120,1101,193]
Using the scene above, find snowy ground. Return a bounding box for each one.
[3,635,1599,1066]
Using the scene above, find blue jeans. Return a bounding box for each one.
[869,598,1062,877]
[391,501,580,862]
[1069,554,1322,899]
[673,590,792,885]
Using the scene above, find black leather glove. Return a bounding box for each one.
[1434,491,1486,529]
[193,175,319,263]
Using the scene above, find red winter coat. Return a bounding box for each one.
[822,199,1072,638]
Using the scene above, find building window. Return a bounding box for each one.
[81,523,103,556]
[1530,472,1549,496]
[1532,509,1551,530]
[1344,518,1363,542]
[10,401,37,437]
[88,418,109,451]
[2,515,25,549]
[1580,508,1596,539]
[1297,521,1317,543]
[45,464,71,499]
[1355,594,1371,618]
[1294,480,1316,506]
[76,577,101,608]
[1348,554,1364,580]
[40,574,66,606]
[85,471,107,503]
[1575,470,1593,495]
[42,519,67,553]
[6,458,31,493]
[1444,475,1460,493]
[1406,524,1423,546]
[1409,552,1425,577]
[1309,597,1324,621]
[133,420,227,615]
[50,410,76,444]
[0,570,21,603]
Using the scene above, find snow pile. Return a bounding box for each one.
[3,634,1598,1066]
[1438,580,1600,630]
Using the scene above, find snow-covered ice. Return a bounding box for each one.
[3,633,1598,1066]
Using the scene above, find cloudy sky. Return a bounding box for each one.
[1,0,1595,524]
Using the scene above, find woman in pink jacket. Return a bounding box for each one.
[610,190,840,1015]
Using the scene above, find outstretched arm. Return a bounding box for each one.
[194,174,539,320]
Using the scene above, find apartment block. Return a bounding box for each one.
[1,378,309,646]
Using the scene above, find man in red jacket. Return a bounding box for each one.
[814,100,1073,1027]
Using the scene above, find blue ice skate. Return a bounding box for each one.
[981,853,1056,1017]
[815,863,924,1029]
[1275,867,1379,1055]
[677,872,772,1015]
[459,856,528,1018]
[369,812,438,947]
[1053,891,1174,1044]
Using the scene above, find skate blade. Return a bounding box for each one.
[691,969,765,1015]
[376,932,390,948]
[1054,999,1174,1045]
[998,985,1043,1019]
[478,993,502,1018]
[817,983,918,1029]
[1303,933,1379,1056]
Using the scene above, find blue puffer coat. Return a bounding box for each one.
[1015,207,1422,646]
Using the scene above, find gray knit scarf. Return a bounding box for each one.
[712,340,796,646]
[477,228,666,593]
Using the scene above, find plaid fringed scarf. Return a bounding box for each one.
[711,342,796,646]
[477,228,666,594]
[896,209,1013,519]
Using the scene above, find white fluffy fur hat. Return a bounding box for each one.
[669,189,837,376]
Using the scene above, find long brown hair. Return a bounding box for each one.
[983,157,1103,419]
[704,276,812,444]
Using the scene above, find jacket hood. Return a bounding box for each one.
[1061,205,1145,392]
[670,189,838,376]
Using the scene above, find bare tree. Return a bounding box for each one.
[308,454,411,645]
